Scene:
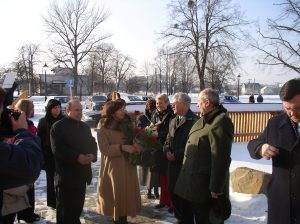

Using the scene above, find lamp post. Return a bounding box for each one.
[43,63,48,101]
[237,74,241,100]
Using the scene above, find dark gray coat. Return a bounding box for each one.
[248,112,300,224]
[174,105,234,204]
[163,109,198,192]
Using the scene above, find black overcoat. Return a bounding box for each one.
[151,106,174,173]
[248,112,300,224]
[50,117,97,187]
[163,109,198,192]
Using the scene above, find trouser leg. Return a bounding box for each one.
[56,184,86,224]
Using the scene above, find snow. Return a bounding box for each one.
[25,99,273,223]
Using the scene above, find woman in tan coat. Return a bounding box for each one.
[97,100,141,224]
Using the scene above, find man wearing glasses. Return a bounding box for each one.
[248,79,300,224]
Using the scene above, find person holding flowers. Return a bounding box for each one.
[151,94,174,211]
[97,100,142,224]
[137,98,159,199]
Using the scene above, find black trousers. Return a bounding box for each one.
[56,184,86,224]
[46,169,56,209]
[171,193,194,223]
[192,202,211,224]
[173,196,212,224]
[0,213,16,224]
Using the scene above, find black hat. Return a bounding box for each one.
[210,195,231,221]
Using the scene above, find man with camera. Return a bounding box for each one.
[0,87,43,223]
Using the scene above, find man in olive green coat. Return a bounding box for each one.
[174,88,234,224]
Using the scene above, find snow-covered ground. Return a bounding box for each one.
[26,100,272,223]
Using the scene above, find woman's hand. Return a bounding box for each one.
[122,145,140,154]
[133,143,143,153]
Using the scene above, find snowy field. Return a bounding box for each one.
[26,99,273,223]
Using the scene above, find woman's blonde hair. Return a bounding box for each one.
[15,99,34,117]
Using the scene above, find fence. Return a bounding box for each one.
[229,111,280,142]
[130,109,282,143]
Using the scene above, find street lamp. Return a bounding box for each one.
[237,74,241,100]
[43,63,48,101]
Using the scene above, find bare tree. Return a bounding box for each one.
[94,44,115,92]
[176,53,196,93]
[205,50,236,91]
[85,43,115,94]
[141,62,155,95]
[163,0,247,90]
[252,0,300,74]
[124,76,145,93]
[13,44,40,95]
[44,0,109,95]
[111,51,135,91]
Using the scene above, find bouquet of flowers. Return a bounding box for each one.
[120,119,162,165]
[129,127,162,166]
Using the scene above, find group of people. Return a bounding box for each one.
[249,93,264,103]
[96,89,234,224]
[1,79,300,224]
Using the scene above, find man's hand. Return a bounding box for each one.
[11,112,28,131]
[211,192,223,199]
[77,154,92,165]
[166,152,176,161]
[260,144,279,160]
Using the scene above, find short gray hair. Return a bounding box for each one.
[155,93,169,104]
[199,88,219,105]
[173,92,191,105]
[66,99,81,111]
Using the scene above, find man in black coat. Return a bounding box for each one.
[37,99,64,209]
[164,92,198,223]
[50,99,97,224]
[248,79,300,224]
[0,87,43,224]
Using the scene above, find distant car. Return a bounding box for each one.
[220,95,240,104]
[85,95,107,111]
[123,95,146,105]
[45,96,70,112]
[140,96,153,101]
[82,110,101,127]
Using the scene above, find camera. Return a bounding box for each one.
[0,82,21,137]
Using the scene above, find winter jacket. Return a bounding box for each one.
[0,129,43,214]
[151,106,174,173]
[50,117,97,187]
[137,110,152,129]
[175,105,234,205]
[248,112,300,224]
[163,109,198,192]
[37,114,64,171]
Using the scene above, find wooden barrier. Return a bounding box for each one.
[228,111,280,142]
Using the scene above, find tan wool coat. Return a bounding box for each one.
[97,127,141,220]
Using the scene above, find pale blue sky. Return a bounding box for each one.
[0,0,297,84]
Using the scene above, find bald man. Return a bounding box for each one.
[50,99,97,224]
